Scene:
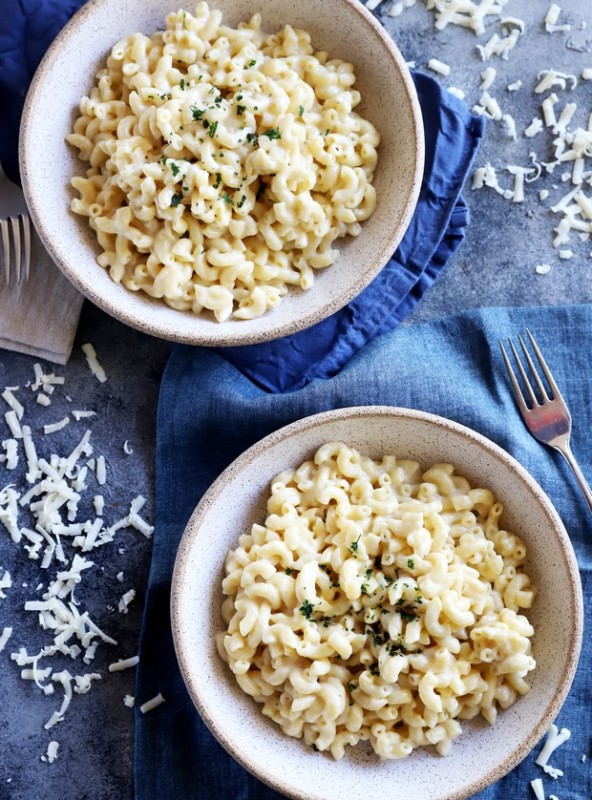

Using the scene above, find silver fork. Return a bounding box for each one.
[0,162,32,283]
[500,328,592,515]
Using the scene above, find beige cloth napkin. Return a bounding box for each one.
[0,228,84,365]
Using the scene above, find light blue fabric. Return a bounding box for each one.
[136,305,591,800]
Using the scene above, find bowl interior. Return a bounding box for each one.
[19,0,423,346]
[171,406,583,800]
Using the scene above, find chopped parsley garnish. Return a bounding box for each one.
[407,557,415,570]
[170,162,180,177]
[170,192,183,208]
[236,104,246,116]
[247,59,257,67]
[179,78,186,90]
[298,105,304,117]
[299,600,314,619]
[284,567,293,575]
[213,172,222,189]
[261,128,281,139]
[221,192,233,205]
[348,534,362,554]
[191,105,205,120]
[208,120,219,138]
[246,132,258,145]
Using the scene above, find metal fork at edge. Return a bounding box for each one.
[0,161,32,283]
[499,328,592,515]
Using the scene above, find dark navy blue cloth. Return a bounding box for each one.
[138,305,592,800]
[0,0,87,185]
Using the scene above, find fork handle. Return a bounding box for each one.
[556,443,592,516]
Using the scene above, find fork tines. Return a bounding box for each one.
[1,213,32,283]
[499,328,564,411]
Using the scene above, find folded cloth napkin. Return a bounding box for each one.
[0,225,83,364]
[0,0,86,363]
[136,304,592,800]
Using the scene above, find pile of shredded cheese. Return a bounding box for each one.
[365,0,592,275]
[0,348,157,764]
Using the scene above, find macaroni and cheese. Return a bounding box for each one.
[66,3,380,321]
[217,442,537,760]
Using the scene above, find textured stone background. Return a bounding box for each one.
[1,1,591,798]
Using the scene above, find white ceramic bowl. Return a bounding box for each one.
[171,406,583,800]
[19,0,423,346]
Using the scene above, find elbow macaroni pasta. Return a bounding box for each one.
[66,2,380,321]
[217,442,537,760]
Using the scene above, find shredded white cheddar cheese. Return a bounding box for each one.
[81,343,108,384]
[428,57,451,76]
[109,655,140,672]
[531,777,545,800]
[41,740,60,764]
[0,625,13,651]
[118,589,136,614]
[536,724,571,779]
[140,692,165,714]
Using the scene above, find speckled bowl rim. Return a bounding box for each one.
[171,405,583,800]
[18,0,424,347]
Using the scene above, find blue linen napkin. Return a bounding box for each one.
[0,0,87,185]
[135,304,592,800]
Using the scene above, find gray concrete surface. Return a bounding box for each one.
[1,1,591,798]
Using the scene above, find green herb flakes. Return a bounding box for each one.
[299,600,314,619]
